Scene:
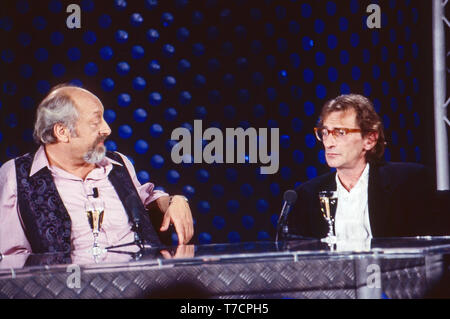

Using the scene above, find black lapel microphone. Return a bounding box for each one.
[276,190,298,243]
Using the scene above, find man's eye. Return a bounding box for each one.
[336,129,346,136]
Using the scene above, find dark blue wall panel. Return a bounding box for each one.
[0,0,435,244]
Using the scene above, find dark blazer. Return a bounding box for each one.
[288,161,446,239]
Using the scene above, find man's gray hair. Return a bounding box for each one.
[33,85,79,144]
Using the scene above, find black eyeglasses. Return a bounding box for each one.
[314,127,362,142]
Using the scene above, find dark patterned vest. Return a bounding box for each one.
[15,151,161,254]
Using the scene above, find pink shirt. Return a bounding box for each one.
[0,146,168,255]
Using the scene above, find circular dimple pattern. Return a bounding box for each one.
[0,1,426,244]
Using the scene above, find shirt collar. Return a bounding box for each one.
[29,145,123,177]
[336,162,370,194]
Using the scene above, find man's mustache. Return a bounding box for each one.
[93,136,107,146]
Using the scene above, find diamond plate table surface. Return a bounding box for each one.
[0,259,356,299]
[1,238,450,299]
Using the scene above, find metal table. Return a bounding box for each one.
[1,237,450,299]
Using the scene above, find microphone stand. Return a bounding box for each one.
[275,190,298,250]
[104,222,145,260]
[275,201,290,250]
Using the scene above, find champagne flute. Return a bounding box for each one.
[318,190,338,245]
[85,197,105,257]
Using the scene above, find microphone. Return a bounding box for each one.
[125,193,143,248]
[92,187,99,198]
[125,193,141,226]
[87,187,99,198]
[276,190,298,242]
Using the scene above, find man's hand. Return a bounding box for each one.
[160,244,195,259]
[159,195,194,244]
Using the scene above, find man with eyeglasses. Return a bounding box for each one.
[287,94,445,242]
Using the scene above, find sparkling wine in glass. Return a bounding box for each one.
[318,190,338,245]
[85,197,105,256]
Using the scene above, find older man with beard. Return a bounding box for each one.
[0,84,193,257]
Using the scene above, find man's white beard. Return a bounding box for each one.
[83,144,106,164]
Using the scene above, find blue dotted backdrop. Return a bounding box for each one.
[0,0,435,244]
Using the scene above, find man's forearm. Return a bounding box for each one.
[147,195,170,214]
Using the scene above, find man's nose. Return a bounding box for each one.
[99,118,112,136]
[322,133,336,148]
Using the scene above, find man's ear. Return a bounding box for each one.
[53,123,70,143]
[364,131,378,151]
